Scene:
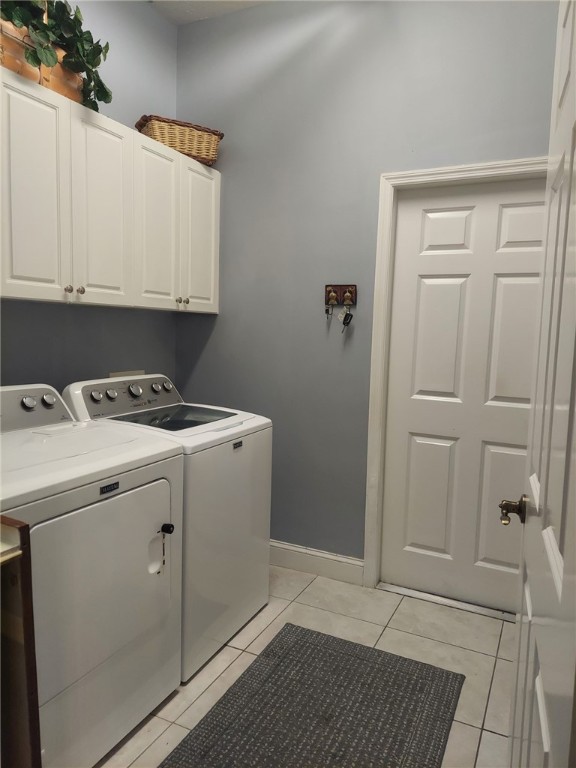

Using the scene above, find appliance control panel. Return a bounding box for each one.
[78,375,183,419]
[0,385,74,433]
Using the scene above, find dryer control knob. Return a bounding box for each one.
[128,384,143,398]
[151,382,162,393]
[21,396,37,410]
[161,524,175,535]
[163,381,173,392]
[42,394,56,408]
[91,390,103,402]
[106,389,118,400]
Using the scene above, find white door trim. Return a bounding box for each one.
[363,156,548,588]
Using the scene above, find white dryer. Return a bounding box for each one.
[63,375,272,682]
[0,384,184,768]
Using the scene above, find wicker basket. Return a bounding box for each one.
[135,114,224,167]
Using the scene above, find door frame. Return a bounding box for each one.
[363,156,548,589]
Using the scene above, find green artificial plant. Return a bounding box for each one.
[1,0,112,110]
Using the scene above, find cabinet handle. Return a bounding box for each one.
[77,286,86,295]
[64,285,73,293]
[176,296,183,304]
[183,298,190,305]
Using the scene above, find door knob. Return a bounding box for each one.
[161,523,175,535]
[64,284,73,293]
[499,495,528,526]
[77,286,86,295]
[183,298,190,305]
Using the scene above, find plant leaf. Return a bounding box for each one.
[61,52,85,72]
[94,76,112,104]
[28,27,51,46]
[36,45,58,67]
[59,18,75,37]
[11,6,32,28]
[74,4,82,23]
[24,47,42,68]
[102,41,109,60]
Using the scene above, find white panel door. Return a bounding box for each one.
[133,133,180,310]
[70,104,135,306]
[511,2,576,765]
[180,157,220,313]
[1,71,72,301]
[381,178,545,611]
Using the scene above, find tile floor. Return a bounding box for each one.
[96,567,515,768]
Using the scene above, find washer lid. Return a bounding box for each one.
[1,421,181,511]
[3,423,141,471]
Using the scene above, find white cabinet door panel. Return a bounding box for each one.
[1,72,72,301]
[71,104,134,306]
[134,135,180,310]
[180,159,220,313]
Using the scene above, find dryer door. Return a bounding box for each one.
[30,479,173,706]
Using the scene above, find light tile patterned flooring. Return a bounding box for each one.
[97,567,515,768]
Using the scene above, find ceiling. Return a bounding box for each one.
[152,1,263,25]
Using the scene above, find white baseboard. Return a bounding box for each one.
[270,540,364,586]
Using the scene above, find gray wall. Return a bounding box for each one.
[0,2,179,394]
[77,0,178,128]
[0,301,176,393]
[176,1,557,558]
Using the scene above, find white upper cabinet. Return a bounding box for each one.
[180,157,220,313]
[1,71,73,301]
[70,104,135,306]
[133,133,181,310]
[1,71,221,313]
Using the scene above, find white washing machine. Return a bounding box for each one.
[63,374,272,681]
[0,384,184,768]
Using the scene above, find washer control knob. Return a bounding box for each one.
[42,393,57,408]
[151,382,162,393]
[21,396,37,410]
[90,390,103,402]
[161,524,175,535]
[129,383,143,398]
[163,381,173,392]
[106,389,118,400]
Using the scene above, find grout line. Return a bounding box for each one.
[126,723,188,768]
[101,715,170,768]
[377,583,515,622]
[473,625,502,767]
[495,618,506,660]
[269,573,317,602]
[384,626,502,659]
[373,595,405,648]
[230,599,294,653]
[155,715,173,725]
[453,718,481,730]
[287,574,319,602]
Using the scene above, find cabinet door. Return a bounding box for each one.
[70,104,134,306]
[180,158,220,313]
[1,71,72,301]
[133,133,180,310]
